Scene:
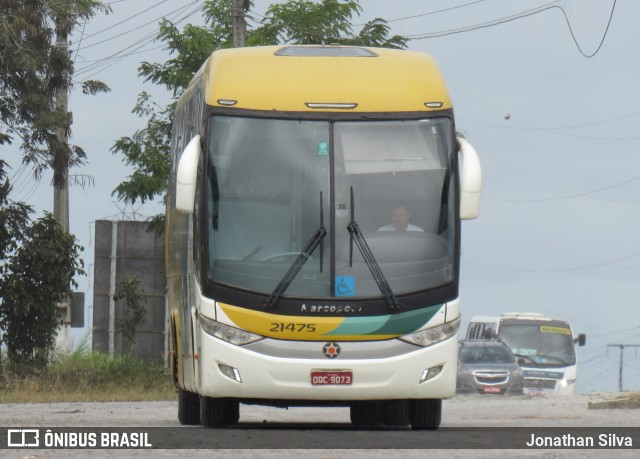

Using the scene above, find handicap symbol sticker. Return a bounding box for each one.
[335,276,355,297]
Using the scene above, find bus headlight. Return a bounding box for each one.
[199,314,263,345]
[399,316,461,347]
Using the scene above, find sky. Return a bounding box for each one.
[4,0,640,393]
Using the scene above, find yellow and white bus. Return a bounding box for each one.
[166,45,481,429]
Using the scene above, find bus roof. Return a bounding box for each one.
[468,313,568,323]
[195,45,452,113]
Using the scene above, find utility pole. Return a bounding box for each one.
[53,10,71,233]
[231,0,248,48]
[608,344,640,392]
[53,7,73,352]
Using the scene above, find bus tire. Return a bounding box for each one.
[385,400,410,427]
[409,399,441,430]
[200,397,240,428]
[177,388,200,425]
[350,401,382,428]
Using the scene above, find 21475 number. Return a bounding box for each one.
[270,322,316,333]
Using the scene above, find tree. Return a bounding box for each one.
[112,0,407,225]
[113,275,147,359]
[0,0,110,185]
[0,160,32,264]
[249,0,407,48]
[111,0,235,220]
[0,160,85,372]
[0,211,84,371]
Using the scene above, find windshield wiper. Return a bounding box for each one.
[347,187,401,311]
[263,192,326,310]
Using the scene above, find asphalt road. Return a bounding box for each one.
[1,393,639,458]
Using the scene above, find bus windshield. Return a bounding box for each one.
[205,116,456,299]
[498,322,577,366]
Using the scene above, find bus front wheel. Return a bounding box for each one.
[350,401,381,427]
[200,397,240,428]
[409,399,442,430]
[385,400,410,427]
[177,388,200,425]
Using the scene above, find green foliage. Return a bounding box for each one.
[44,350,164,391]
[0,346,174,402]
[248,0,359,45]
[0,0,111,185]
[113,275,147,358]
[0,212,84,371]
[110,92,172,206]
[81,80,111,96]
[0,160,32,262]
[112,0,408,226]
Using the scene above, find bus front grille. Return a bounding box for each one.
[524,378,557,390]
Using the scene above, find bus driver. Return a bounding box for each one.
[378,205,423,232]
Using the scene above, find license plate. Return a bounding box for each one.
[311,370,353,385]
[483,386,501,394]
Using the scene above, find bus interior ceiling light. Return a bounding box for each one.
[305,102,358,110]
[219,364,242,383]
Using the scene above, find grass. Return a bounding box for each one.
[0,346,176,403]
[588,391,640,410]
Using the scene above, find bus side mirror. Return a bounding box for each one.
[575,333,586,347]
[458,137,482,220]
[175,135,201,214]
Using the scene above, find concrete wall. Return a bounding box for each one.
[92,220,166,361]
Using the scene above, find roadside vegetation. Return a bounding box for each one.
[588,392,640,410]
[0,345,175,403]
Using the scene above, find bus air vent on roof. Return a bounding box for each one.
[275,46,378,57]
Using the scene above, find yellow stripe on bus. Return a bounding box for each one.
[218,302,398,341]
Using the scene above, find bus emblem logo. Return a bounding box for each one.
[322,342,341,359]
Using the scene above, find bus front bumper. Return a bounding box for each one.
[195,333,458,401]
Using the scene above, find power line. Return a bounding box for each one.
[459,116,640,142]
[560,0,617,58]
[407,0,618,58]
[469,250,640,274]
[608,344,640,391]
[72,20,87,64]
[73,0,201,79]
[248,0,489,42]
[406,1,560,39]
[487,176,640,203]
[84,0,170,42]
[354,0,488,26]
[75,5,202,81]
[590,326,640,340]
[75,0,172,51]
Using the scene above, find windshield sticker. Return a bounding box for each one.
[516,348,537,356]
[317,141,329,156]
[540,325,571,335]
[335,276,355,297]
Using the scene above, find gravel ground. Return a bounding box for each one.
[1,393,638,458]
